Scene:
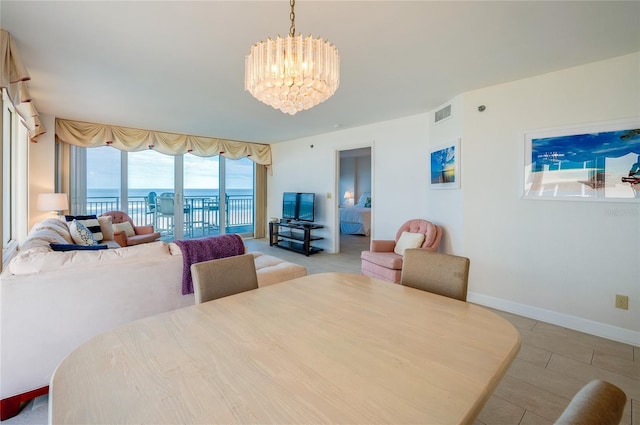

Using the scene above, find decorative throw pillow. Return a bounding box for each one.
[69,220,99,246]
[364,197,372,208]
[113,221,136,237]
[97,215,115,241]
[50,243,108,251]
[394,231,426,256]
[65,214,103,242]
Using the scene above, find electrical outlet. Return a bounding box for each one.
[615,294,629,310]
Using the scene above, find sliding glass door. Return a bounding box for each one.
[184,155,220,238]
[225,157,255,237]
[78,147,255,241]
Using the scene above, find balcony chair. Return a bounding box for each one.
[361,219,442,283]
[554,380,626,425]
[400,249,470,301]
[155,194,192,236]
[144,191,157,225]
[191,254,258,304]
[100,211,161,247]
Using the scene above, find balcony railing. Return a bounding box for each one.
[84,195,254,238]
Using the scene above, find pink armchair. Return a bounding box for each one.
[100,211,161,247]
[361,219,442,283]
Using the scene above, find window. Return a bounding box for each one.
[72,147,256,241]
[2,89,27,265]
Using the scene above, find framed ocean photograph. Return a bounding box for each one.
[523,119,640,201]
[430,140,460,189]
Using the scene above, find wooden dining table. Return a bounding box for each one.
[50,273,520,424]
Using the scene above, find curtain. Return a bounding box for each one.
[254,164,268,238]
[0,29,44,140]
[55,118,271,170]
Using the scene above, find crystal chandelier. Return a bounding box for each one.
[244,0,340,115]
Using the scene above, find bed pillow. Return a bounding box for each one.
[356,192,371,207]
[69,219,99,246]
[65,214,103,242]
[50,243,109,251]
[113,221,136,237]
[394,231,425,256]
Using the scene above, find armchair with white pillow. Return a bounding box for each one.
[360,218,442,283]
[100,211,161,247]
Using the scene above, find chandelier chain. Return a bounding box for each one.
[289,0,296,36]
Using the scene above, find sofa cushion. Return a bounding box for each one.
[8,241,170,275]
[30,218,74,243]
[361,251,404,270]
[69,220,99,246]
[65,215,103,242]
[98,215,114,241]
[126,233,161,246]
[20,228,71,253]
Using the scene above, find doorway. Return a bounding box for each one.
[337,147,372,254]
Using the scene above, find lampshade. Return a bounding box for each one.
[344,191,353,199]
[37,193,68,214]
[244,0,339,115]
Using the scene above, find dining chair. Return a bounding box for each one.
[191,254,258,304]
[554,380,626,425]
[400,249,470,301]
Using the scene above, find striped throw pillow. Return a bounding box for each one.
[65,215,103,242]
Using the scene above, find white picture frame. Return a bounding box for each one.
[523,120,640,201]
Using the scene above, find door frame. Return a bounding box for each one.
[333,143,374,254]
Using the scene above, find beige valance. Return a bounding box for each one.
[55,118,272,167]
[0,29,45,140]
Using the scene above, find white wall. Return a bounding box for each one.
[268,114,430,253]
[459,53,639,344]
[28,113,56,231]
[268,53,640,345]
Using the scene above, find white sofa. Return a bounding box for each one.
[0,218,307,420]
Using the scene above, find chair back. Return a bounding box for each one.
[157,196,175,215]
[101,211,134,226]
[554,380,626,425]
[401,249,470,301]
[191,254,258,304]
[395,219,442,251]
[146,192,157,212]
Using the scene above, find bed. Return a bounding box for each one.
[339,192,371,235]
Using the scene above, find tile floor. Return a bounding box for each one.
[7,234,638,424]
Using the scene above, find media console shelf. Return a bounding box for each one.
[269,221,324,256]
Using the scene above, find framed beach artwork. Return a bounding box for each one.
[430,140,460,189]
[523,120,640,201]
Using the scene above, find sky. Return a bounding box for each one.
[531,128,640,171]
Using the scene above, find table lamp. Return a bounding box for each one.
[37,193,68,216]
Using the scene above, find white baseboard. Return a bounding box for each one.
[467,291,640,347]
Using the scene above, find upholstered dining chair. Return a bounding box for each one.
[360,219,442,283]
[191,254,258,304]
[400,249,470,301]
[100,211,161,247]
[554,380,626,425]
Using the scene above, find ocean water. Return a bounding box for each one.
[88,188,253,200]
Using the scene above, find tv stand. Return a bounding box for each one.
[269,221,324,256]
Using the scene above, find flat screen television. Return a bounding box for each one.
[282,192,315,222]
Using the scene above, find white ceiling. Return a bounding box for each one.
[2,1,639,144]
